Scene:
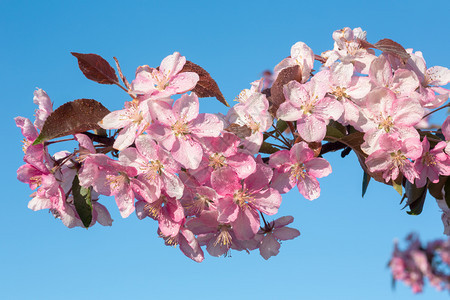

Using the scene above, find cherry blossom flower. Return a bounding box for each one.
[131,52,199,100]
[277,79,343,143]
[99,99,152,151]
[226,91,272,154]
[405,49,450,108]
[119,134,184,200]
[360,87,423,155]
[269,141,331,200]
[322,27,376,74]
[135,193,185,238]
[365,135,422,184]
[146,93,223,169]
[414,137,450,187]
[159,226,204,263]
[247,216,300,260]
[211,162,282,240]
[273,41,314,83]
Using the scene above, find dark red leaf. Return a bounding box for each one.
[181,61,229,107]
[71,52,119,85]
[33,99,110,145]
[373,39,410,63]
[269,65,302,115]
[225,123,252,139]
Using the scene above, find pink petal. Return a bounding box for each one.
[297,116,326,142]
[304,157,332,178]
[259,234,280,260]
[273,227,300,240]
[232,208,260,240]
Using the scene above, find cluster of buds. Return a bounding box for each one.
[389,234,450,293]
[16,27,450,263]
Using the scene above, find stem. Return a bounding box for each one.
[44,137,75,146]
[265,130,291,148]
[422,104,450,119]
[259,212,268,227]
[272,123,292,147]
[264,141,290,150]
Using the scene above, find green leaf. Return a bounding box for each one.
[444,176,450,209]
[259,142,279,154]
[72,175,93,228]
[362,172,371,197]
[325,124,345,139]
[275,120,288,136]
[393,181,403,196]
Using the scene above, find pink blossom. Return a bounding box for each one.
[186,210,244,257]
[269,142,331,200]
[369,55,420,97]
[414,137,450,187]
[360,87,423,155]
[131,52,199,100]
[135,193,185,237]
[405,49,450,108]
[273,41,314,83]
[99,99,152,151]
[119,134,184,200]
[33,88,53,130]
[226,92,272,154]
[211,161,282,240]
[277,79,343,143]
[252,216,300,260]
[365,135,422,183]
[159,226,204,263]
[323,27,376,74]
[147,93,223,169]
[191,132,256,184]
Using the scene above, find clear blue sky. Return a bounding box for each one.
[1,0,449,299]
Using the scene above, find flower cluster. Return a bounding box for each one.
[16,27,450,264]
[389,234,450,293]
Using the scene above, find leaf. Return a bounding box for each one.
[72,175,92,228]
[325,124,345,139]
[404,181,427,215]
[362,171,371,197]
[444,176,450,209]
[259,142,279,154]
[181,61,228,106]
[393,181,403,196]
[71,52,119,85]
[373,39,410,63]
[269,65,302,115]
[275,120,288,136]
[224,123,252,139]
[33,99,110,145]
[428,176,446,200]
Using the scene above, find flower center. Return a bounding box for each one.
[209,153,227,169]
[422,152,436,167]
[332,86,349,100]
[390,151,407,167]
[378,115,394,133]
[107,172,129,192]
[233,189,252,208]
[290,163,307,180]
[214,224,233,247]
[171,120,190,136]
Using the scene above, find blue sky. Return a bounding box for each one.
[1,0,450,299]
